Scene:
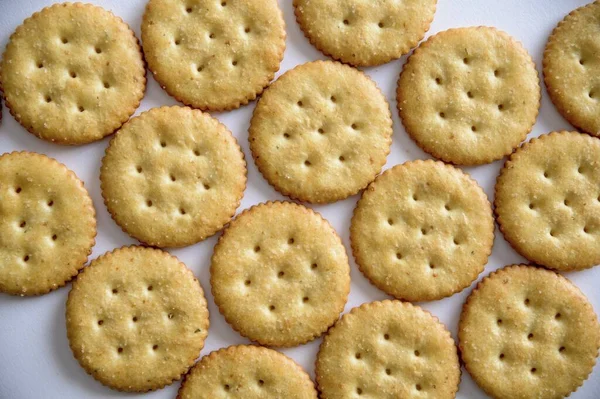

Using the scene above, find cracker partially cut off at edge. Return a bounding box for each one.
[294,0,437,66]
[495,131,600,271]
[459,265,600,399]
[250,60,392,203]
[543,1,600,136]
[0,151,96,296]
[178,345,318,399]
[316,300,460,399]
[211,201,350,347]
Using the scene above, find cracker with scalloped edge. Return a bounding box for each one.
[316,300,460,398]
[211,201,350,347]
[142,0,285,111]
[177,345,317,398]
[543,1,600,136]
[495,131,600,271]
[66,246,209,392]
[398,26,540,165]
[101,106,246,248]
[0,3,145,144]
[294,0,436,66]
[250,61,392,203]
[351,160,494,301]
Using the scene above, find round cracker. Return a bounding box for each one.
[397,26,540,165]
[293,0,437,66]
[495,131,600,271]
[210,201,350,347]
[141,0,285,111]
[351,160,494,301]
[0,152,96,296]
[543,1,600,136]
[177,345,317,399]
[100,106,247,248]
[459,265,600,399]
[0,3,146,145]
[316,300,460,399]
[66,246,209,392]
[249,61,392,203]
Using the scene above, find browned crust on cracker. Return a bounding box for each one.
[249,60,393,204]
[176,344,317,398]
[141,0,286,112]
[210,200,351,347]
[0,2,146,145]
[0,151,97,296]
[542,1,600,136]
[350,159,494,302]
[315,299,461,398]
[397,26,541,165]
[292,0,437,67]
[66,245,209,392]
[99,105,247,248]
[458,264,600,399]
[494,131,599,271]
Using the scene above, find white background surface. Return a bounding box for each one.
[0,0,598,398]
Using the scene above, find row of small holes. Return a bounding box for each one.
[297,95,338,108]
[282,124,360,140]
[223,379,264,392]
[342,19,385,28]
[42,95,89,112]
[253,238,296,253]
[111,345,160,354]
[47,39,103,54]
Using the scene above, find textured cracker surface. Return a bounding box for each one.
[177,345,317,399]
[0,2,146,144]
[141,0,285,111]
[0,152,96,295]
[101,106,246,248]
[211,201,350,346]
[544,1,600,136]
[66,246,209,392]
[316,300,460,399]
[459,265,600,399]
[351,160,494,301]
[249,61,392,203]
[397,27,540,165]
[293,0,436,66]
[495,131,600,271]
